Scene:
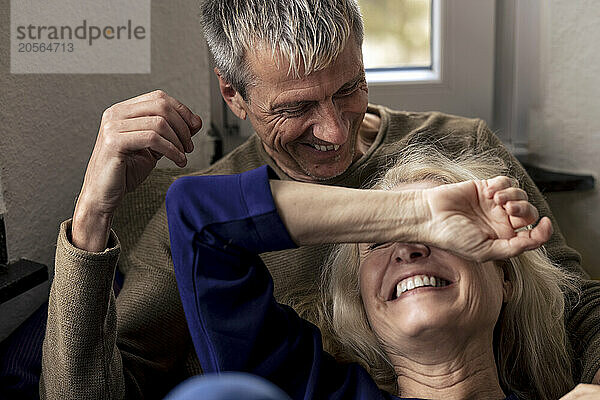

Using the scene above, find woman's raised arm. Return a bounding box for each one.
[270,175,552,261]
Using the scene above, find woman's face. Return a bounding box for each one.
[358,182,510,352]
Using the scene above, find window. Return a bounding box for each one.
[359,0,436,83]
[362,0,496,127]
[360,0,432,70]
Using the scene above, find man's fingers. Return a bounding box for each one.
[110,90,201,150]
[172,99,203,139]
[113,99,194,152]
[112,116,186,155]
[145,90,202,138]
[119,130,187,168]
[114,90,157,106]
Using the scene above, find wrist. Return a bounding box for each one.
[417,189,434,242]
[72,198,114,252]
[377,188,430,245]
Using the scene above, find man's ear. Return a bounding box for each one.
[214,68,247,120]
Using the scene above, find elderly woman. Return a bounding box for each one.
[165,146,575,400]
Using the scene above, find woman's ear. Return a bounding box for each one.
[214,68,248,120]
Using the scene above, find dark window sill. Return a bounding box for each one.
[0,260,48,304]
[522,163,595,193]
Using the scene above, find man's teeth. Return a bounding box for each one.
[396,275,449,297]
[311,144,340,152]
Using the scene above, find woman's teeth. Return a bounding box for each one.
[396,275,449,298]
[311,144,340,152]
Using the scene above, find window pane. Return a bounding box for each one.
[358,0,432,70]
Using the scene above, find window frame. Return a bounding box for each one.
[365,0,496,127]
[364,0,440,84]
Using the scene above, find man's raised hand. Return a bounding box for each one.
[72,90,202,252]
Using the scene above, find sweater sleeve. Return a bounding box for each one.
[166,165,393,400]
[42,210,196,399]
[41,220,126,399]
[476,121,600,383]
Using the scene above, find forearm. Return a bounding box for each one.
[270,180,429,246]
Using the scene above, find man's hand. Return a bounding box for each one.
[425,176,552,262]
[560,384,600,399]
[72,90,202,252]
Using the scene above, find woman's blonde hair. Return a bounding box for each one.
[315,144,579,399]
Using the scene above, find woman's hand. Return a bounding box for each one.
[560,384,600,399]
[424,176,553,262]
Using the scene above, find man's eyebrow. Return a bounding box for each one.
[271,100,313,112]
[336,72,366,93]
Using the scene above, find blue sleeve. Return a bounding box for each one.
[166,165,395,400]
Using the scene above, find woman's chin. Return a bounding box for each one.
[381,304,462,341]
[400,313,458,339]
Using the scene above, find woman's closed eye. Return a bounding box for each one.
[368,242,389,251]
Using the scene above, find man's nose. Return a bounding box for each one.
[312,100,348,144]
[391,243,431,264]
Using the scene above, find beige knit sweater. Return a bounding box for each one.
[41,105,600,399]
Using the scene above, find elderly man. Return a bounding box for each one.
[42,0,600,398]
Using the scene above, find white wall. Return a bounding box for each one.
[0,0,213,340]
[528,0,600,277]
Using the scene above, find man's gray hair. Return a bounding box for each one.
[200,0,364,100]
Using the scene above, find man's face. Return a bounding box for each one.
[239,39,368,182]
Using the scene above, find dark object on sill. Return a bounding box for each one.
[0,259,48,304]
[522,163,595,193]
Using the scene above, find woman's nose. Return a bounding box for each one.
[392,243,431,264]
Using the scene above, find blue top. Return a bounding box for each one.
[165,165,519,400]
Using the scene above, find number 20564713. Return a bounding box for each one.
[17,42,74,52]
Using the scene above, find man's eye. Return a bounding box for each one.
[278,104,309,117]
[336,86,358,97]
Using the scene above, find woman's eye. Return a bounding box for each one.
[368,242,386,250]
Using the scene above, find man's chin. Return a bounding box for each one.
[298,161,353,182]
[300,148,356,181]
